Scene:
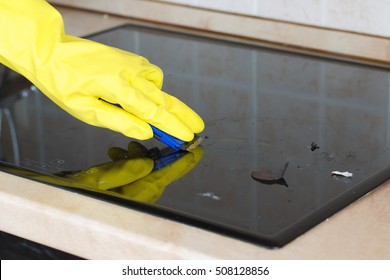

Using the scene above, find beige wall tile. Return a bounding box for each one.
[325,0,390,37]
[158,0,194,4]
[256,0,324,25]
[159,0,257,15]
[195,0,257,15]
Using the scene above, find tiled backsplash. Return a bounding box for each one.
[157,0,390,37]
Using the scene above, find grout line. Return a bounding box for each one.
[388,75,390,161]
[317,60,326,201]
[134,31,140,54]
[251,49,260,225]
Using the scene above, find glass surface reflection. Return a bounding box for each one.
[1,24,390,247]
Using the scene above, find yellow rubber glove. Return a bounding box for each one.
[0,0,204,141]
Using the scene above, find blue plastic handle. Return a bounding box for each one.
[111,102,186,151]
[150,125,185,151]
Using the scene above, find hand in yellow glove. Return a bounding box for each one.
[0,0,204,141]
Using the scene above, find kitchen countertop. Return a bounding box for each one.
[0,6,389,260]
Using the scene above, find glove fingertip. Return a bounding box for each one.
[92,101,154,140]
[121,123,153,140]
[191,115,205,134]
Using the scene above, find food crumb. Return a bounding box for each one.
[310,142,320,151]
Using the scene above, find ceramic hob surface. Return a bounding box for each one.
[1,24,390,247]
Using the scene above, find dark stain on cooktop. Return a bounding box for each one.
[251,161,289,187]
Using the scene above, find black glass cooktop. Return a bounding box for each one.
[1,24,390,247]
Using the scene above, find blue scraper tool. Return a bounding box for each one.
[109,101,202,151]
[150,125,202,152]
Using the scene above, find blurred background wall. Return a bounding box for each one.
[49,0,390,37]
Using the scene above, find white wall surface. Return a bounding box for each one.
[156,0,390,37]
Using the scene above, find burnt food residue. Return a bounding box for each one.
[251,161,289,187]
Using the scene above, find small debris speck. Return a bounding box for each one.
[310,142,320,151]
[197,192,221,201]
[331,171,353,178]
